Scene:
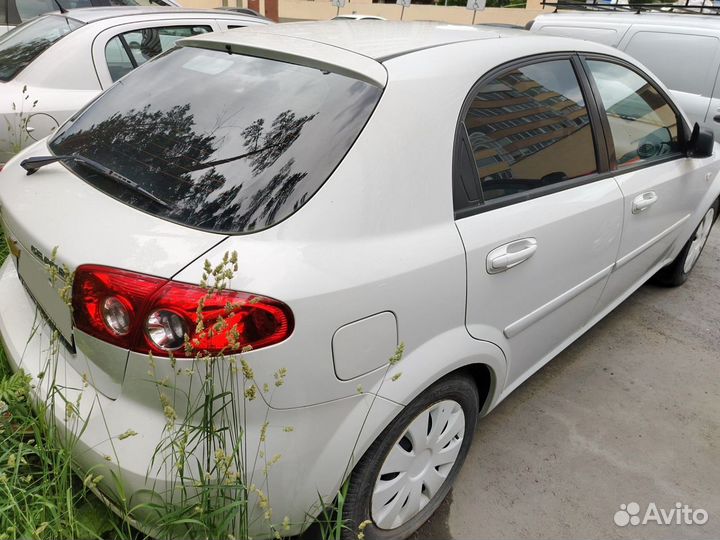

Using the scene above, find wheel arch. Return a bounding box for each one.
[458,362,496,416]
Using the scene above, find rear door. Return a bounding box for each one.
[92,21,217,88]
[582,56,715,312]
[454,55,624,392]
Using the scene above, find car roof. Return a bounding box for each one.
[60,6,260,24]
[185,20,523,61]
[179,21,619,88]
[535,10,720,29]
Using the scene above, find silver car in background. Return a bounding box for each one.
[530,11,720,138]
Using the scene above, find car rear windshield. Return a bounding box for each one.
[49,46,382,234]
[0,15,83,81]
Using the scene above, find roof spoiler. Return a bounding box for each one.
[177,32,388,88]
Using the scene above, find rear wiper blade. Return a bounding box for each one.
[20,154,171,210]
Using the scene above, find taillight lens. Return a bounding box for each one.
[73,266,166,349]
[72,265,293,357]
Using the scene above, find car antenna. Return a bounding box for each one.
[53,0,68,14]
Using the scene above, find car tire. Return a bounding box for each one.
[341,374,479,540]
[652,200,718,287]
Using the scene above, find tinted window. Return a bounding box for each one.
[463,59,596,202]
[105,35,134,82]
[50,47,382,234]
[624,32,718,97]
[105,26,211,82]
[1,0,7,25]
[120,26,210,69]
[0,15,82,81]
[587,60,681,169]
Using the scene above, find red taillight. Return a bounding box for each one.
[72,265,293,357]
[73,266,166,350]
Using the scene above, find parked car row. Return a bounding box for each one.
[0,12,719,540]
[0,7,270,162]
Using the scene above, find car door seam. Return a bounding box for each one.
[614,213,690,270]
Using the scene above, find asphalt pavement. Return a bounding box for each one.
[414,230,720,539]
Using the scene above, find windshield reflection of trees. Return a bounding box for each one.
[53,103,316,232]
[0,38,54,80]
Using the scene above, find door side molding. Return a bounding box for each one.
[615,213,690,269]
[503,263,614,338]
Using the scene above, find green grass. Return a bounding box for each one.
[0,230,136,539]
[0,232,351,539]
[0,230,7,268]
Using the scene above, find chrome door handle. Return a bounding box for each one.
[486,238,537,274]
[632,191,658,214]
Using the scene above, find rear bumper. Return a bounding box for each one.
[0,258,402,537]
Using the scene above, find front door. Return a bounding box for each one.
[581,58,715,312]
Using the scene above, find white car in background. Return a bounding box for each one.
[0,0,181,36]
[530,12,720,139]
[0,7,270,163]
[1,20,719,540]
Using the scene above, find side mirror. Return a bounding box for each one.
[688,123,714,158]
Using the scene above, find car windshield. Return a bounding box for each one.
[0,15,83,81]
[49,46,383,234]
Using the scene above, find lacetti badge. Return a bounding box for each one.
[30,245,67,279]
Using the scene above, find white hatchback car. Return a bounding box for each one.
[0,7,270,163]
[1,21,719,540]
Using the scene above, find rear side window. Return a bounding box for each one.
[586,60,681,169]
[104,34,134,81]
[624,31,719,96]
[0,0,7,25]
[50,46,382,234]
[462,59,597,203]
[104,26,211,82]
[0,15,83,81]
